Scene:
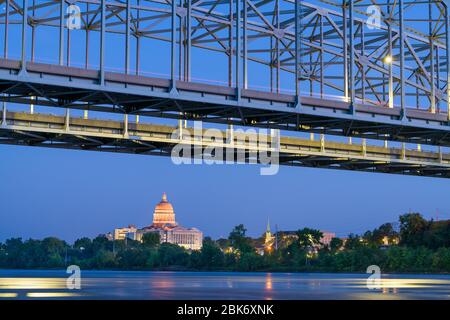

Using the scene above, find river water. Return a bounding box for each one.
[0,270,449,300]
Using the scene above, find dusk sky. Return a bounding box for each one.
[1,143,449,243]
[0,1,449,244]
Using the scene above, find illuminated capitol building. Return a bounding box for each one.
[114,193,203,250]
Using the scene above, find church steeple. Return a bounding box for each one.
[264,218,273,247]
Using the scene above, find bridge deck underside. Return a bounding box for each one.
[1,111,449,178]
[1,59,450,148]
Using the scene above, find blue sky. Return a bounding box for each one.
[1,143,449,243]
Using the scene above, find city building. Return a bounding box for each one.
[104,232,114,241]
[121,193,203,250]
[320,231,336,247]
[256,220,336,255]
[257,219,276,255]
[113,225,137,240]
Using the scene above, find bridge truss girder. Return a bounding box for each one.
[0,0,450,147]
[1,110,449,178]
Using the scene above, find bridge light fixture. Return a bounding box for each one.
[383,55,393,64]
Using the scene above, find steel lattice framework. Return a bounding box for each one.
[2,110,450,178]
[1,0,450,147]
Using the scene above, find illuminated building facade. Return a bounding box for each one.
[113,225,137,240]
[264,219,275,250]
[320,231,336,247]
[255,219,277,255]
[130,193,203,250]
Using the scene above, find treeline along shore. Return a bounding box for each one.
[1,213,450,273]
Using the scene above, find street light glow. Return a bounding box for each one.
[384,55,393,64]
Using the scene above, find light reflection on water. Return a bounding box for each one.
[0,270,449,300]
[0,278,66,290]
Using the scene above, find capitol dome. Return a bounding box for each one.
[152,193,176,226]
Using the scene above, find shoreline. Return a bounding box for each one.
[1,268,449,276]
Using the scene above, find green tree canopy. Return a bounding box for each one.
[329,237,344,252]
[296,228,323,249]
[228,224,253,253]
[142,232,160,248]
[399,213,429,247]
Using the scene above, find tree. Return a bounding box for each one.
[237,252,265,271]
[4,238,25,268]
[0,242,6,267]
[228,224,253,253]
[330,237,344,252]
[197,237,224,269]
[73,237,93,257]
[296,228,323,249]
[423,220,450,249]
[364,223,399,246]
[157,243,189,267]
[41,237,68,267]
[344,233,363,250]
[74,237,92,250]
[117,248,148,269]
[399,213,429,247]
[92,250,116,269]
[216,238,230,250]
[92,235,112,252]
[142,232,160,248]
[375,223,398,244]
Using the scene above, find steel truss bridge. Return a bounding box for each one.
[2,111,449,178]
[1,0,450,178]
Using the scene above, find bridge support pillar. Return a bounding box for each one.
[19,0,28,76]
[387,17,394,109]
[227,124,234,145]
[399,0,406,121]
[1,101,6,127]
[64,109,70,131]
[225,124,235,164]
[362,139,367,157]
[30,96,34,115]
[294,96,301,110]
[4,0,9,59]
[99,0,106,86]
[401,143,406,160]
[170,0,177,95]
[170,81,178,95]
[294,0,303,109]
[348,0,356,114]
[320,134,325,152]
[235,88,241,102]
[178,118,183,140]
[123,114,129,138]
[235,0,241,94]
[59,0,64,65]
[446,4,450,122]
[271,129,280,151]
